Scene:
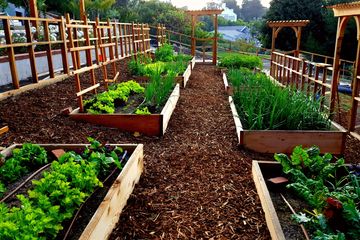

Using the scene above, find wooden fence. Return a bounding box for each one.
[270,51,360,140]
[0,15,165,96]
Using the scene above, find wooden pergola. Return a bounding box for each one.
[185,9,223,64]
[328,1,360,134]
[267,20,310,57]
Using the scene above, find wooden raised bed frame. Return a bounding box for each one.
[70,84,180,136]
[252,160,286,240]
[1,143,144,240]
[229,96,347,154]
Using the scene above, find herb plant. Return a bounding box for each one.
[230,69,331,130]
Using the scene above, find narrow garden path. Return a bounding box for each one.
[0,63,270,239]
[110,65,270,239]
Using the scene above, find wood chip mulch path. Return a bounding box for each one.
[1,61,359,239]
[0,63,270,239]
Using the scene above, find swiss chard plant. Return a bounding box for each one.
[274,146,360,239]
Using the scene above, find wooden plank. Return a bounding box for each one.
[0,126,9,136]
[191,57,196,69]
[243,129,345,154]
[182,64,191,87]
[59,17,69,74]
[223,72,229,93]
[72,64,99,75]
[229,96,243,144]
[252,161,286,240]
[70,110,163,136]
[43,21,55,78]
[2,18,19,89]
[79,144,144,240]
[77,83,100,97]
[70,45,95,52]
[24,20,38,83]
[66,24,93,29]
[0,73,69,101]
[161,84,180,134]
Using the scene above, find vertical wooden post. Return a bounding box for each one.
[349,16,360,131]
[141,24,146,55]
[83,15,96,93]
[107,19,116,75]
[24,20,38,83]
[123,24,128,57]
[271,27,276,52]
[321,67,329,111]
[59,17,69,74]
[313,65,320,100]
[66,14,83,112]
[113,23,119,59]
[79,0,86,21]
[3,19,19,89]
[301,59,306,92]
[213,14,218,65]
[132,22,137,60]
[29,0,38,30]
[191,15,196,56]
[118,24,124,58]
[295,27,302,57]
[330,17,349,116]
[43,21,55,78]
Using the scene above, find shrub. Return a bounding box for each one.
[155,43,174,62]
[219,53,262,70]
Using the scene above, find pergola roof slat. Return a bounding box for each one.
[185,9,223,16]
[327,1,360,17]
[267,20,310,27]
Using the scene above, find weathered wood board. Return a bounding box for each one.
[70,84,180,136]
[229,96,347,154]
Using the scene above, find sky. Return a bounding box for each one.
[164,0,271,10]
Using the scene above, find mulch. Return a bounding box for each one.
[0,59,359,239]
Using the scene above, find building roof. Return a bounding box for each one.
[326,1,360,9]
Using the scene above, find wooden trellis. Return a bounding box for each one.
[185,9,223,64]
[268,20,310,57]
[270,51,333,111]
[327,2,360,139]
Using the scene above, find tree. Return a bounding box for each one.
[0,0,8,10]
[241,0,266,21]
[261,0,357,59]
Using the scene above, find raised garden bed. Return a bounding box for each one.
[229,96,346,154]
[253,149,360,240]
[70,83,180,136]
[130,56,195,88]
[0,142,144,240]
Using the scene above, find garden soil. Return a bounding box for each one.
[0,61,359,239]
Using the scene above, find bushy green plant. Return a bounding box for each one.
[143,61,167,76]
[230,69,331,130]
[0,138,125,239]
[155,43,174,62]
[174,54,193,63]
[0,144,48,195]
[275,146,360,239]
[84,81,144,114]
[135,107,151,115]
[219,53,263,70]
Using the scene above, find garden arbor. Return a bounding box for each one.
[267,20,310,57]
[185,9,223,64]
[328,1,360,137]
